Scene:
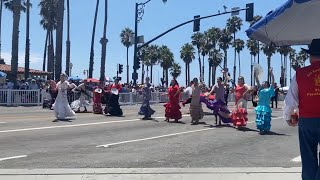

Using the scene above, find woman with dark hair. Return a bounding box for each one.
[254,68,275,134]
[104,78,123,116]
[164,79,182,122]
[92,81,105,114]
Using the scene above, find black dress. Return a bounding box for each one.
[103,92,123,116]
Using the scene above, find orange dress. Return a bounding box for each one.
[164,85,182,120]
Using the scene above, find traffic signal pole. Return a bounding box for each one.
[132,4,253,85]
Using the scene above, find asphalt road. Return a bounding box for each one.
[0,102,301,169]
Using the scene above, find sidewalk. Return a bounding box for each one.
[0,167,301,180]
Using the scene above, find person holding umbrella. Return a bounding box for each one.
[284,39,320,180]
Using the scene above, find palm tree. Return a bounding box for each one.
[170,62,181,79]
[247,38,259,85]
[289,48,296,80]
[200,39,210,83]
[261,43,276,82]
[55,0,64,80]
[180,43,195,86]
[39,0,57,79]
[191,32,204,81]
[147,44,159,83]
[297,49,309,67]
[88,0,99,78]
[99,0,108,81]
[232,38,244,77]
[138,45,149,84]
[159,45,173,87]
[226,16,243,81]
[249,15,262,64]
[120,27,134,84]
[210,48,223,85]
[4,0,26,84]
[65,0,71,75]
[24,0,30,79]
[218,28,232,71]
[205,27,221,86]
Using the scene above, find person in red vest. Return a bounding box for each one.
[284,39,320,180]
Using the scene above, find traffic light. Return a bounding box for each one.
[135,55,141,69]
[246,3,254,22]
[193,15,200,32]
[118,64,123,74]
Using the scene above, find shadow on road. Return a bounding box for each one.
[52,118,75,122]
[263,131,289,136]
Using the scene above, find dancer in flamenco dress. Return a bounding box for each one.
[104,78,123,116]
[229,76,251,128]
[190,78,204,125]
[138,77,155,120]
[71,80,91,112]
[254,68,275,135]
[164,79,182,123]
[52,73,75,120]
[92,81,104,114]
[205,70,232,125]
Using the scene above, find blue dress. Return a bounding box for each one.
[255,86,275,131]
[138,83,155,118]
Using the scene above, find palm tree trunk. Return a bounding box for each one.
[0,0,3,59]
[141,63,144,84]
[89,0,99,78]
[24,0,30,80]
[238,52,241,77]
[267,56,271,82]
[49,30,55,79]
[150,64,154,84]
[223,49,227,70]
[202,55,205,82]
[99,0,108,81]
[208,64,211,87]
[185,63,187,86]
[126,47,129,84]
[290,58,292,82]
[42,31,49,71]
[10,0,21,85]
[257,42,260,64]
[55,0,65,80]
[187,63,190,86]
[166,69,169,87]
[212,66,216,85]
[233,32,236,83]
[250,55,253,86]
[162,68,165,86]
[65,0,71,76]
[198,50,201,82]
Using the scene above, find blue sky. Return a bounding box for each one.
[1,0,304,86]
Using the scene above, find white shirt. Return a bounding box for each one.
[283,74,299,121]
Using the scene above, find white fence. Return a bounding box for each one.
[0,89,285,106]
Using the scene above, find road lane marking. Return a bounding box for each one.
[97,128,214,148]
[0,122,6,124]
[96,118,282,148]
[291,156,301,162]
[0,155,27,162]
[0,115,189,134]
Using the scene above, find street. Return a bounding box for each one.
[0,102,301,170]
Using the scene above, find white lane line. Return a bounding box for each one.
[97,128,213,148]
[291,156,301,162]
[97,117,282,148]
[0,122,6,124]
[0,155,27,162]
[0,115,188,134]
[0,119,141,134]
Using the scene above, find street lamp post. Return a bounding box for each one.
[132,0,167,85]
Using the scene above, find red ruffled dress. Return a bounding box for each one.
[93,87,103,114]
[230,85,248,127]
[164,85,182,121]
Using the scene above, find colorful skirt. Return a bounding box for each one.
[139,101,155,117]
[93,103,103,114]
[200,97,232,123]
[164,102,182,120]
[231,99,248,127]
[255,105,272,131]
